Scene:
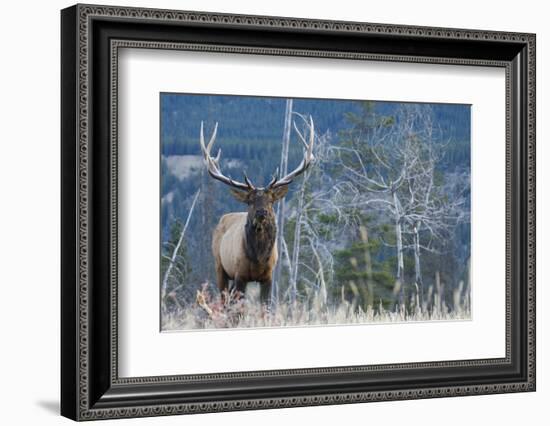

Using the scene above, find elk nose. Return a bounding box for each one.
[256,209,268,219]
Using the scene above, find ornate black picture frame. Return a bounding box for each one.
[61,3,536,421]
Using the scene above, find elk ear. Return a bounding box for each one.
[270,185,289,202]
[229,189,249,203]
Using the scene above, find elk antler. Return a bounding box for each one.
[199,121,254,191]
[268,115,315,189]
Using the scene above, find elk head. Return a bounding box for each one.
[199,116,316,230]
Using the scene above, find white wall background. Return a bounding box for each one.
[0,0,546,424]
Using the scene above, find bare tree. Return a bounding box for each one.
[334,104,469,307]
[283,127,350,308]
[333,107,418,304]
[286,113,315,306]
[401,136,469,305]
[273,99,293,307]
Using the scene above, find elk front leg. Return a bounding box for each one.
[233,277,247,300]
[226,277,247,326]
[260,279,272,307]
[215,262,229,305]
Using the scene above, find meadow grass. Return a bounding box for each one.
[161,283,470,331]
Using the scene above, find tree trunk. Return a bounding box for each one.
[359,226,374,308]
[393,191,405,306]
[289,179,305,306]
[413,222,424,306]
[308,237,328,308]
[273,99,293,308]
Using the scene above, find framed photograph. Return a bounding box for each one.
[61,4,536,421]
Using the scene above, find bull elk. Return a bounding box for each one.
[199,116,315,306]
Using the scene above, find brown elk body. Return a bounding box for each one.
[199,117,315,305]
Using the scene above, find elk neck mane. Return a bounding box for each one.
[244,215,277,265]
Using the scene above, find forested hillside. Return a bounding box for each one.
[161,94,470,163]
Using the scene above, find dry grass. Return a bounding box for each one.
[161,283,470,331]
